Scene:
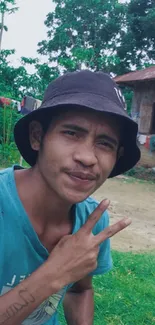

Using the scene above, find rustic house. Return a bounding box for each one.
[114,66,155,168]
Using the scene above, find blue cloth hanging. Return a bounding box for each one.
[150,135,155,152]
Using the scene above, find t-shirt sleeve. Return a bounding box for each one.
[89,210,113,276]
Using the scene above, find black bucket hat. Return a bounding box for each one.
[14,70,140,178]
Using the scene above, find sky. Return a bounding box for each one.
[2,0,55,67]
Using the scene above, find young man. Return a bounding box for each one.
[0,70,140,325]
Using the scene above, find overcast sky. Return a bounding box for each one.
[2,0,55,66]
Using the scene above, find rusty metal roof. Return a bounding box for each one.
[114,65,155,84]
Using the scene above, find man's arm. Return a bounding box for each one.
[63,276,94,325]
[0,263,57,325]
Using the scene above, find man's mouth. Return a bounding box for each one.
[67,171,96,181]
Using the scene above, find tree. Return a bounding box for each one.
[0,51,59,100]
[38,0,155,75]
[38,0,126,74]
[20,57,59,99]
[0,50,28,99]
[117,0,155,71]
[0,0,18,51]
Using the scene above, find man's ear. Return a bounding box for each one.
[29,121,43,151]
[117,146,124,160]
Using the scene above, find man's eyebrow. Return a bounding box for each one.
[61,124,89,134]
[97,134,118,146]
[61,123,118,146]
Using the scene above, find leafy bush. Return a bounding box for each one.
[124,167,136,177]
[0,105,22,167]
[124,166,155,182]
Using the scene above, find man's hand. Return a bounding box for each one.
[46,199,131,291]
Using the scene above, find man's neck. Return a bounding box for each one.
[14,167,73,230]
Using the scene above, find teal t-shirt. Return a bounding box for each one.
[0,166,112,325]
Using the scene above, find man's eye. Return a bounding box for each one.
[98,141,114,149]
[63,130,76,136]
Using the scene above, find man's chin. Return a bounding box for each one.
[63,188,96,204]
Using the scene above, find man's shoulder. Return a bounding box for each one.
[0,166,13,183]
[0,167,11,174]
[0,167,12,182]
[0,166,16,199]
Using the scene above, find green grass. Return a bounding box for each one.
[58,251,155,325]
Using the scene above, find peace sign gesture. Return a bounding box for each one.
[48,199,131,290]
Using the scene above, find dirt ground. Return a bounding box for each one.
[93,177,155,253]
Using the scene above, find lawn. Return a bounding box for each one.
[58,251,155,325]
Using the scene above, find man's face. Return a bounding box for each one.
[31,109,121,204]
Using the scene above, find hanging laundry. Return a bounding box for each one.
[144,136,151,149]
[17,101,21,112]
[35,99,42,110]
[21,96,37,115]
[137,134,147,145]
[0,97,12,107]
[150,135,155,152]
[11,100,21,112]
[0,97,21,112]
[21,96,42,115]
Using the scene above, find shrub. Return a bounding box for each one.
[0,105,22,167]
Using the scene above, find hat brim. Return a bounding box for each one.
[14,93,141,178]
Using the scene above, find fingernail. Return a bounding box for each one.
[101,199,110,207]
[124,218,132,226]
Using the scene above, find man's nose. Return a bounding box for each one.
[73,142,97,167]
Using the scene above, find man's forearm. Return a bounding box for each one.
[0,264,56,325]
[63,288,94,325]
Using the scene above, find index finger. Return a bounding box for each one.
[81,199,110,233]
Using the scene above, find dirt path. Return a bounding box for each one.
[93,177,155,252]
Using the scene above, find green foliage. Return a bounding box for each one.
[38,0,126,74]
[0,50,25,99]
[124,166,155,182]
[58,251,155,325]
[38,0,155,75]
[0,142,20,167]
[0,51,60,100]
[121,87,133,114]
[0,105,21,166]
[124,167,137,177]
[0,0,18,51]
[0,0,18,14]
[16,57,59,99]
[118,0,155,69]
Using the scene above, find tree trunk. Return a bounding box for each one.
[0,12,5,52]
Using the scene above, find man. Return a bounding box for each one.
[0,70,140,325]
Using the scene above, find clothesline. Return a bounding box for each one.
[0,95,42,115]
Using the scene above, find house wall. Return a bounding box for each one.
[131,82,155,134]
